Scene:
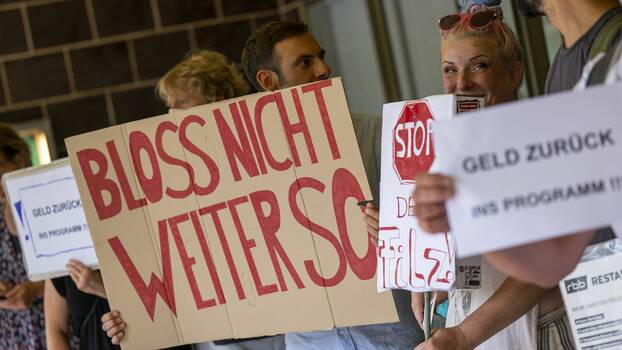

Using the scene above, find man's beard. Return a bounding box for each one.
[516,0,545,17]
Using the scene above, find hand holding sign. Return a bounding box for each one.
[412,173,454,234]
[411,291,447,328]
[101,310,126,345]
[362,203,379,247]
[67,259,106,299]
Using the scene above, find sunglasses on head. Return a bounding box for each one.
[438,9,502,32]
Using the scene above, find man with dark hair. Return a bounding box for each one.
[242,21,315,92]
[242,21,423,350]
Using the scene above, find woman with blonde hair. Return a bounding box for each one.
[156,50,248,110]
[410,3,574,350]
[101,50,284,350]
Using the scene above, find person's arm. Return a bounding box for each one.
[416,277,548,350]
[484,230,595,287]
[0,281,44,310]
[412,173,454,234]
[44,279,71,350]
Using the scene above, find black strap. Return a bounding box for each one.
[588,47,618,86]
[588,227,617,246]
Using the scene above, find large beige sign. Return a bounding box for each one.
[66,78,397,349]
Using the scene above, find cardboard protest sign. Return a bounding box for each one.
[377,95,484,292]
[560,239,622,349]
[2,158,98,281]
[432,82,622,257]
[65,78,398,349]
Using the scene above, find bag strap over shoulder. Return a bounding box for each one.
[588,12,622,60]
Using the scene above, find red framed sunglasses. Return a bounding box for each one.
[438,9,502,32]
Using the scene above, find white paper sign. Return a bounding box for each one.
[560,239,622,349]
[3,158,98,281]
[377,95,484,292]
[433,83,622,257]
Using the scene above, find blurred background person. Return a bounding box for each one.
[156,50,249,110]
[0,124,46,349]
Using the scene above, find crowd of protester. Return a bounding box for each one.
[1,0,621,349]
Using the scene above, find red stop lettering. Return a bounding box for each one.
[393,101,436,184]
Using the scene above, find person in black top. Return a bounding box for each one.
[45,259,119,350]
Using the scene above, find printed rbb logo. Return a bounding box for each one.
[392,101,436,184]
[564,276,588,294]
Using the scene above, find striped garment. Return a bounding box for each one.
[537,306,576,350]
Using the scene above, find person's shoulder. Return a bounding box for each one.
[51,276,71,297]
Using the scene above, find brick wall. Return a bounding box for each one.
[0,0,304,157]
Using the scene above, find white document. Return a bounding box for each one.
[3,158,98,281]
[433,82,622,257]
[560,239,622,350]
[377,95,484,292]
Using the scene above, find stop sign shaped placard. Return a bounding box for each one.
[392,101,436,184]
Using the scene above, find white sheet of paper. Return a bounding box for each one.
[433,83,622,257]
[560,239,622,349]
[377,95,484,292]
[3,159,98,281]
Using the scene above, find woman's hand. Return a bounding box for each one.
[411,291,448,328]
[67,260,106,298]
[0,281,44,310]
[413,173,454,233]
[102,310,126,345]
[363,203,379,246]
[411,292,425,328]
